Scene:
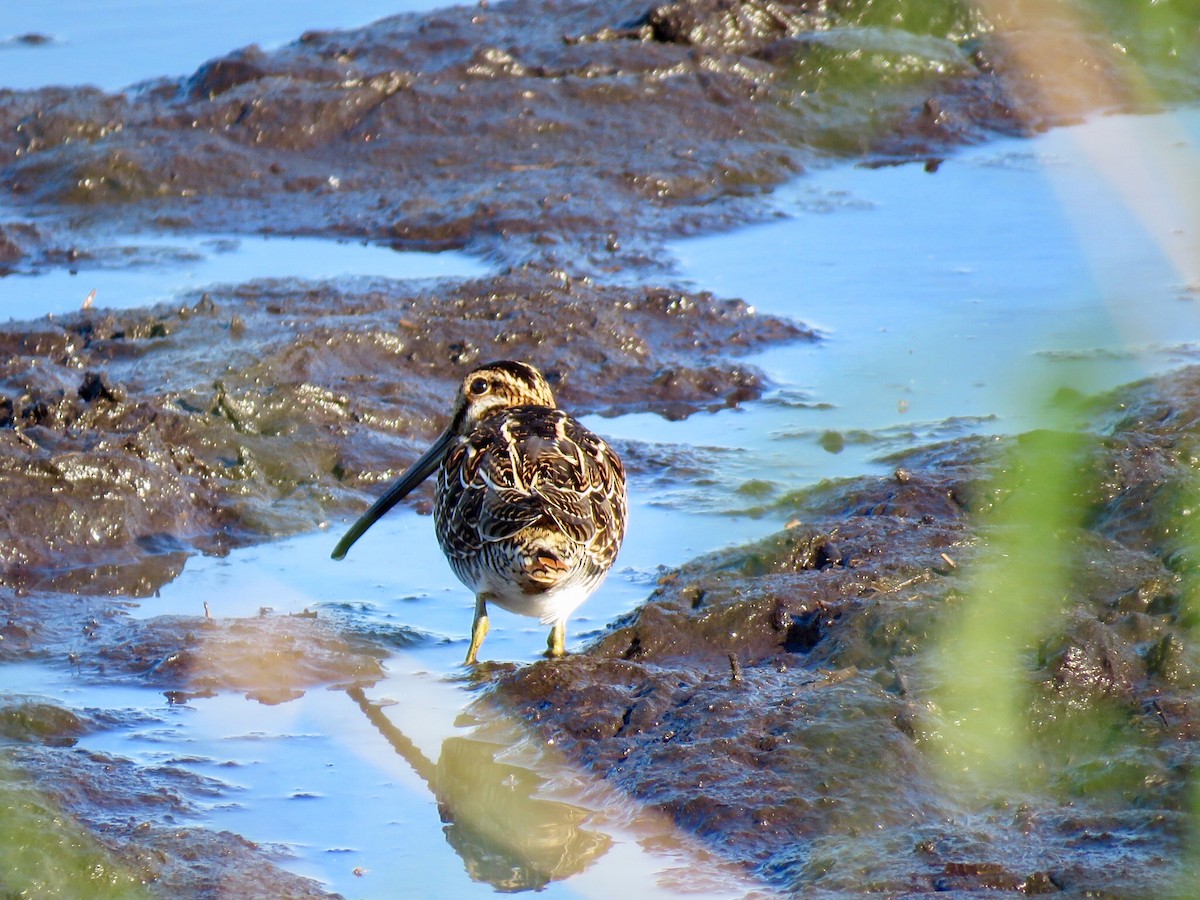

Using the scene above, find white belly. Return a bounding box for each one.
[469,569,603,626]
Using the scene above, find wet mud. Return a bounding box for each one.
[0,271,807,595]
[3,0,1197,274]
[2,0,1200,895]
[0,268,804,894]
[492,365,1200,893]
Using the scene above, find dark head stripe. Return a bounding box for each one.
[480,360,540,386]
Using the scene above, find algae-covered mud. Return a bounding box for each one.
[3,0,1200,896]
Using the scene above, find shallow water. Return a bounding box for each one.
[4,500,780,897]
[668,108,1200,447]
[595,108,1200,516]
[0,1,442,91]
[0,231,488,319]
[3,13,1200,891]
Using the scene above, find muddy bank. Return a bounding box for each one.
[0,265,805,898]
[2,0,1197,272]
[490,365,1200,894]
[2,734,338,898]
[0,269,809,596]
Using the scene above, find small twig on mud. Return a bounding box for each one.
[728,652,742,683]
[12,428,39,450]
[1152,699,1170,727]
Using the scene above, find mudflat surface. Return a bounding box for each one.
[0,272,807,594]
[3,0,1195,275]
[2,0,1199,895]
[494,367,1200,893]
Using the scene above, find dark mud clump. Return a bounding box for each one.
[490,365,1200,894]
[0,270,809,596]
[2,0,1197,270]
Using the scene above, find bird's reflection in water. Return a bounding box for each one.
[438,732,611,890]
[347,686,610,891]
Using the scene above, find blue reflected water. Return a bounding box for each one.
[0,1,444,91]
[662,108,1200,469]
[0,232,488,319]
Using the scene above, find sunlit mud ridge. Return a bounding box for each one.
[491,365,1200,894]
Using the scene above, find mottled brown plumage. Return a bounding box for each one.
[332,361,627,663]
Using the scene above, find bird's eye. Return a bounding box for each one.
[468,377,489,396]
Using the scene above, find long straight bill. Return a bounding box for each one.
[331,427,454,560]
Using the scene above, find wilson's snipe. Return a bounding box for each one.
[332,361,627,664]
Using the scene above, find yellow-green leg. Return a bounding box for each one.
[465,596,489,665]
[546,621,566,658]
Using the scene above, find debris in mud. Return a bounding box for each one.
[10,33,53,47]
[490,364,1200,894]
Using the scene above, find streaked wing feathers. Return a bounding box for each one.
[435,407,626,566]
